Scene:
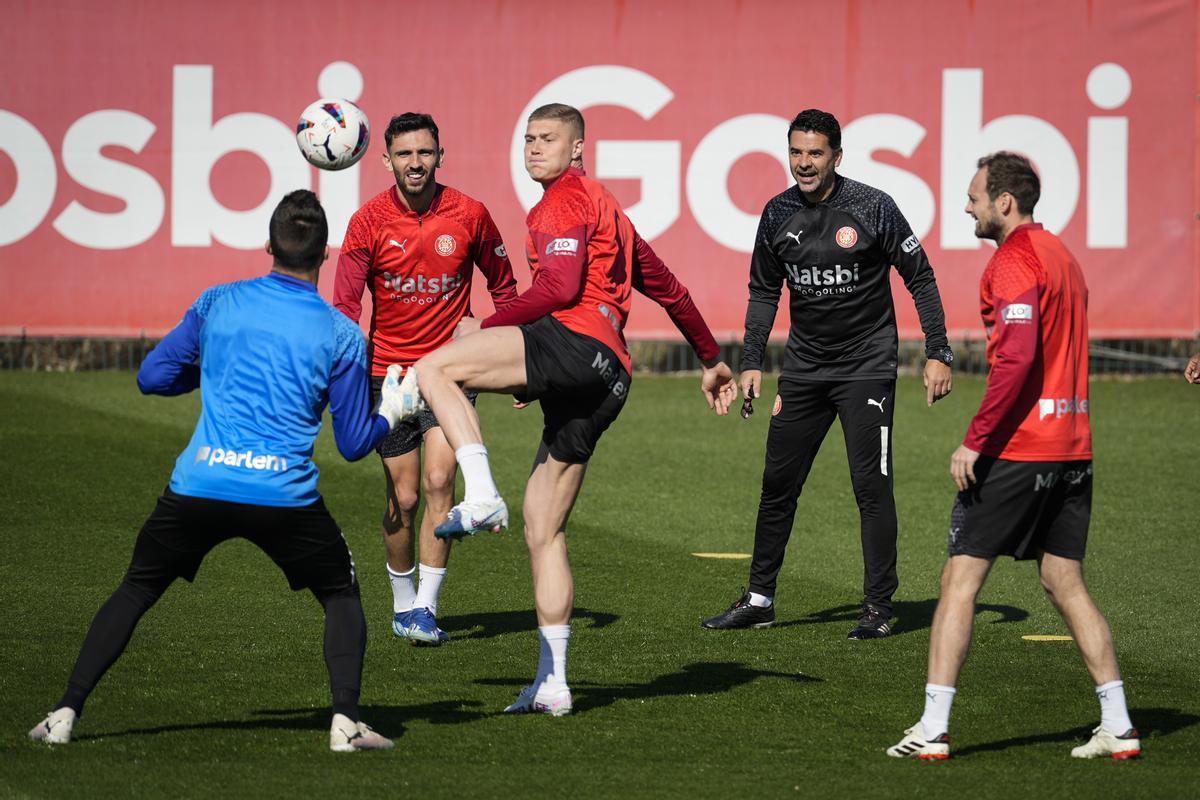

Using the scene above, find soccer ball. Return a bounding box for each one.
[296,98,371,171]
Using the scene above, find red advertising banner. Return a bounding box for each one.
[1,0,1197,341]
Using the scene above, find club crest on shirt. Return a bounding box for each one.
[772,394,783,416]
[435,234,456,256]
[835,226,858,248]
[494,243,507,258]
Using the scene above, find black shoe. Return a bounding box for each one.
[847,604,894,639]
[701,591,775,629]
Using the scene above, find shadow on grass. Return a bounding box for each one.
[774,599,1027,636]
[74,699,491,742]
[437,606,618,641]
[71,662,816,737]
[477,660,821,715]
[954,707,1199,757]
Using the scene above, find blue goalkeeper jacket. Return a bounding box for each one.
[137,272,389,507]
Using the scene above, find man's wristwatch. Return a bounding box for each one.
[928,347,954,366]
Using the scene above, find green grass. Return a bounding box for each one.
[1,371,1197,798]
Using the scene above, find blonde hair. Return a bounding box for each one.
[528,103,585,141]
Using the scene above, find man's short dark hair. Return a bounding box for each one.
[977,151,1040,214]
[528,103,585,141]
[384,112,440,149]
[269,190,327,271]
[788,109,841,151]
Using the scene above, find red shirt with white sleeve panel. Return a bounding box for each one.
[964,223,1091,460]
[334,184,518,375]
[482,167,720,371]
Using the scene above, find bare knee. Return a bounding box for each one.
[422,466,455,499]
[383,488,420,533]
[1038,554,1085,603]
[939,556,991,604]
[414,353,440,379]
[523,523,563,554]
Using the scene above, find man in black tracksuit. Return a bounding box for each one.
[702,109,954,639]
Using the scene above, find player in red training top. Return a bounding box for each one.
[397,103,737,715]
[887,153,1140,761]
[334,113,517,646]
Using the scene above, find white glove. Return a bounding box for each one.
[377,364,427,427]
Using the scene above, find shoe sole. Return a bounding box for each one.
[508,701,571,717]
[535,705,571,717]
[435,518,507,539]
[701,620,775,630]
[409,635,446,647]
[1073,748,1141,759]
[331,741,394,752]
[887,747,949,760]
[505,696,572,716]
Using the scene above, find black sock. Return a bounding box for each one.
[317,586,366,722]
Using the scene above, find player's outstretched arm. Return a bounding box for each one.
[1185,352,1200,384]
[327,358,391,462]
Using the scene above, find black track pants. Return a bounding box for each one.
[747,378,899,613]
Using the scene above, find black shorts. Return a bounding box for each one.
[948,458,1092,561]
[128,487,358,593]
[370,375,475,458]
[518,316,631,463]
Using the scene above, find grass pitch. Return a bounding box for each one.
[1,371,1197,798]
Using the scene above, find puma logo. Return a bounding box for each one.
[867,396,887,412]
[784,230,804,244]
[389,238,408,253]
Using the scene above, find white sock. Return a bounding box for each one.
[1097,680,1133,733]
[414,564,446,615]
[456,444,499,503]
[386,564,416,614]
[748,592,773,608]
[920,683,956,738]
[537,625,571,690]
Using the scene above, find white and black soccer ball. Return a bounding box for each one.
[296,98,371,171]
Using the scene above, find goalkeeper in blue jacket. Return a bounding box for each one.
[28,190,416,753]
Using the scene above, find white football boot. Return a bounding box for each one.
[434,496,508,539]
[1071,725,1141,759]
[886,722,950,760]
[329,714,394,752]
[503,683,573,717]
[29,708,76,744]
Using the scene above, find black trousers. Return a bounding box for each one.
[748,377,899,614]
